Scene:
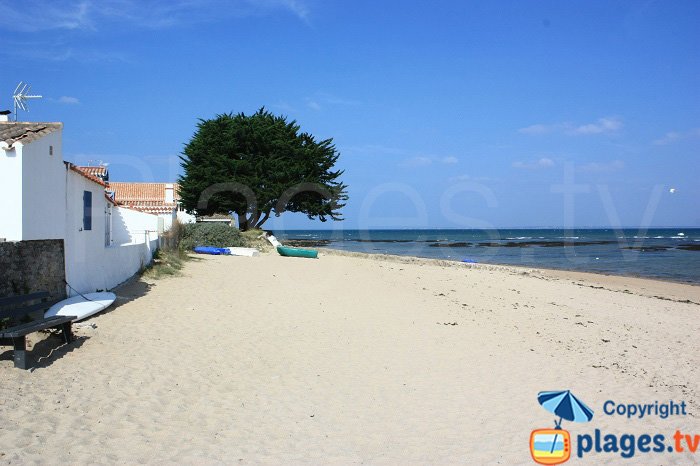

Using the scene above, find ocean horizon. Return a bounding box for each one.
[271,228,700,284]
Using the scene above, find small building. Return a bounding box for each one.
[75,165,109,183]
[197,213,234,226]
[0,117,159,295]
[106,182,195,230]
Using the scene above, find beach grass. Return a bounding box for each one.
[142,248,190,279]
[240,228,274,252]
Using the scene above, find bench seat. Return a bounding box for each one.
[0,292,76,369]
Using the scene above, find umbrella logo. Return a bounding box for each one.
[530,390,594,465]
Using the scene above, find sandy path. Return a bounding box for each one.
[1,253,698,464]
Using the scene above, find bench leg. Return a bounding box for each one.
[60,322,73,344]
[13,337,28,370]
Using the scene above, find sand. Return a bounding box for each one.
[1,252,698,464]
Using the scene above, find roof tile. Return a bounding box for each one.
[0,122,62,147]
[107,182,180,215]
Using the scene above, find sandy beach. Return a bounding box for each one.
[1,252,698,464]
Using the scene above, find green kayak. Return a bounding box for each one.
[277,246,319,259]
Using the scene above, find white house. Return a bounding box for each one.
[106,181,195,230]
[0,117,160,295]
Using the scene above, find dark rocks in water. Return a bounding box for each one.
[622,246,671,252]
[350,239,414,243]
[428,242,471,248]
[478,242,524,247]
[285,239,331,247]
[677,243,700,251]
[477,240,616,248]
[538,240,616,247]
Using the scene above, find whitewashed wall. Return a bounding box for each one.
[21,131,66,240]
[0,141,23,240]
[159,212,176,231]
[0,130,65,241]
[101,236,159,291]
[64,169,111,293]
[113,206,160,244]
[64,171,160,294]
[177,210,196,224]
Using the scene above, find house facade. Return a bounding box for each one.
[0,118,159,295]
[106,181,195,230]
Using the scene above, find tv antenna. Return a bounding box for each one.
[12,81,43,121]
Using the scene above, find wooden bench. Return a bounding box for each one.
[0,292,75,369]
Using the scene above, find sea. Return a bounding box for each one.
[271,228,700,284]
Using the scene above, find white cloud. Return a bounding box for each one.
[57,96,80,104]
[306,100,321,111]
[512,157,555,169]
[518,117,623,136]
[0,0,311,32]
[440,156,458,164]
[518,123,565,135]
[570,117,622,135]
[259,0,309,21]
[0,1,93,32]
[653,127,700,145]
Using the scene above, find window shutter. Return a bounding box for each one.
[83,191,93,231]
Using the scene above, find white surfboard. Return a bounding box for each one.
[45,292,117,322]
[265,234,283,248]
[226,247,260,257]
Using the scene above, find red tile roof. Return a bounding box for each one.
[107,182,180,215]
[76,165,108,179]
[65,162,107,187]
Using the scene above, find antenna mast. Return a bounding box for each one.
[12,81,43,121]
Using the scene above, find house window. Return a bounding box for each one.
[83,191,92,231]
[49,145,53,156]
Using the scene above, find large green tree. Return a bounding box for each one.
[178,108,348,230]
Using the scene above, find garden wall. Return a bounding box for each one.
[0,240,66,301]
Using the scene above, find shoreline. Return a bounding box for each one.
[316,246,700,289]
[276,227,700,285]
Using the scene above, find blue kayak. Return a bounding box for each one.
[194,246,231,255]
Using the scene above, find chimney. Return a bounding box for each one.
[0,110,10,122]
[165,183,174,203]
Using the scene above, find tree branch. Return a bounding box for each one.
[255,210,271,229]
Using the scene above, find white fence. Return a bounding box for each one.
[65,233,159,295]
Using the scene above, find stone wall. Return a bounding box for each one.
[0,240,66,301]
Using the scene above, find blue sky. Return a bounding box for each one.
[1,0,698,228]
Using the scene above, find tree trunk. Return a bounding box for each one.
[255,210,271,229]
[248,210,261,230]
[237,213,249,231]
